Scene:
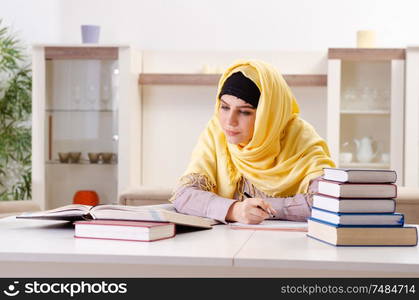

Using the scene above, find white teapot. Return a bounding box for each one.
[354,136,377,163]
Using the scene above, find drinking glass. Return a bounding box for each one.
[360,87,373,110]
[342,88,357,110]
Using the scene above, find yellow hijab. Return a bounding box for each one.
[176,60,335,199]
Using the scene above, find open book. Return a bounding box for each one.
[17,203,217,229]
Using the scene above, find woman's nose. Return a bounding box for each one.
[227,111,238,126]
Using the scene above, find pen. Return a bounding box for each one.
[243,192,275,218]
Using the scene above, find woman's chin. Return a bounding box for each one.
[226,136,244,145]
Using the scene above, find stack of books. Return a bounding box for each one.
[307,168,418,246]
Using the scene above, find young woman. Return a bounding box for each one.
[170,60,335,224]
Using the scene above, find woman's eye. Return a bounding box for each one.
[240,111,252,116]
[221,106,229,110]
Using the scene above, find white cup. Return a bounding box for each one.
[340,152,353,164]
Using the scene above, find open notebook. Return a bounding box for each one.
[229,220,308,231]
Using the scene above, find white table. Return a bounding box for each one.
[0,217,252,277]
[0,217,418,277]
[235,230,419,277]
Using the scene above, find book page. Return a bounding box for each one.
[142,203,177,211]
[17,204,91,220]
[90,204,217,228]
[92,203,176,212]
[229,220,308,231]
[47,204,91,213]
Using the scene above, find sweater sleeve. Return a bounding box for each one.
[264,176,321,222]
[172,175,322,223]
[173,185,236,224]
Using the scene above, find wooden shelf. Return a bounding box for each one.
[328,48,405,61]
[138,73,327,86]
[339,162,391,169]
[45,47,118,60]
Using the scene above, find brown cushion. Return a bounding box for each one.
[396,186,419,204]
[0,200,41,218]
[119,186,172,206]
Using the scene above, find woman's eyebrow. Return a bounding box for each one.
[220,100,255,109]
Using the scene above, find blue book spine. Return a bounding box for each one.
[308,217,404,228]
[310,206,404,226]
[312,206,402,216]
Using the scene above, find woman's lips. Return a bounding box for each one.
[226,130,240,136]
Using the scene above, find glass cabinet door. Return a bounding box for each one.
[327,49,405,184]
[405,46,419,187]
[44,57,119,208]
[339,61,391,169]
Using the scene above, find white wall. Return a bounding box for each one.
[1,0,61,46]
[4,0,419,49]
[58,0,419,49]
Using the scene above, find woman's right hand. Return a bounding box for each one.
[226,198,274,224]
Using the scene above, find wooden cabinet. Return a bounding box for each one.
[327,48,405,184]
[32,45,142,209]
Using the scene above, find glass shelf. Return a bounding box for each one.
[46,109,117,113]
[46,160,117,165]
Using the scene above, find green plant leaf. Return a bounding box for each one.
[0,19,32,201]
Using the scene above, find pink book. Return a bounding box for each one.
[74,220,176,242]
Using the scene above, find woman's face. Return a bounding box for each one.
[218,94,257,145]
